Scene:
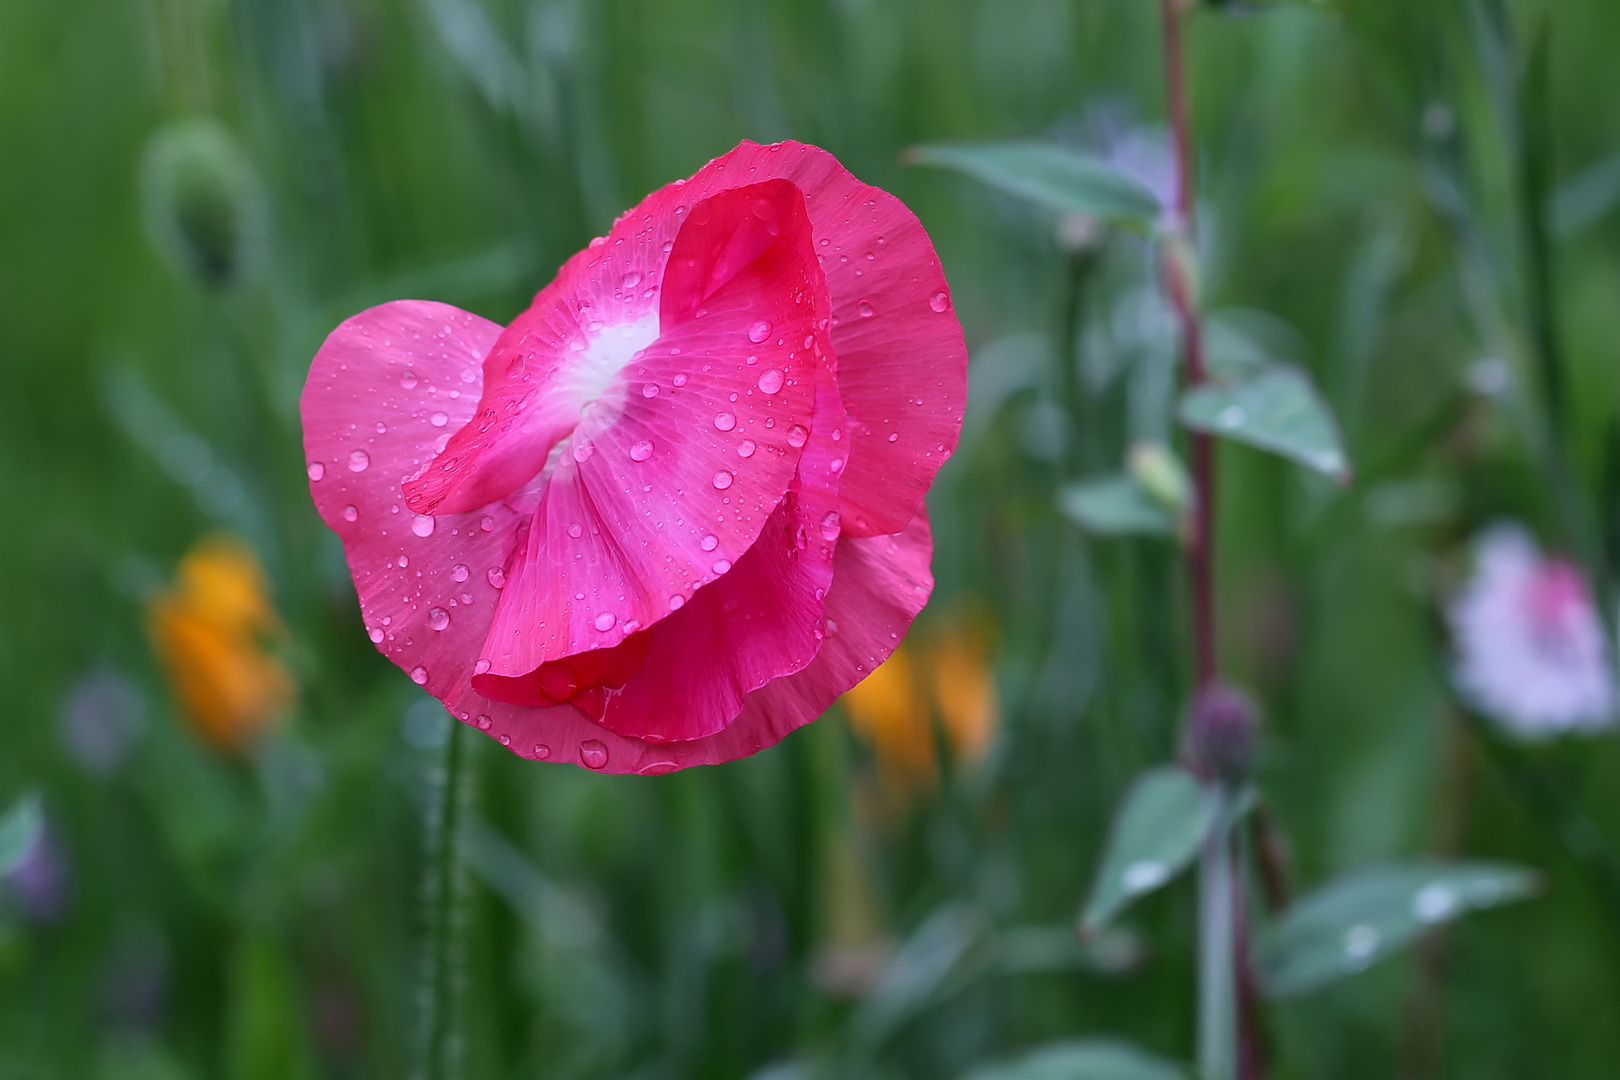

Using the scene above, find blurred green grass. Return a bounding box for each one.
[5,0,1620,1077]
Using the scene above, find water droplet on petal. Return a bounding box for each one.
[643,382,659,398]
[476,714,492,730]
[429,608,450,631]
[533,743,551,759]
[398,556,409,568]
[430,412,448,427]
[368,627,384,643]
[630,440,654,461]
[712,559,732,574]
[475,659,491,675]
[737,439,756,458]
[401,370,419,389]
[714,412,736,431]
[452,564,470,582]
[343,505,358,522]
[499,733,511,746]
[887,432,899,442]
[412,514,436,537]
[786,425,809,448]
[568,523,583,539]
[348,449,370,472]
[621,270,642,290]
[307,461,325,481]
[669,595,685,611]
[820,511,842,540]
[700,534,718,551]
[672,373,688,387]
[930,291,950,312]
[594,611,616,632]
[410,666,429,685]
[572,440,595,462]
[639,761,678,776]
[757,369,784,395]
[712,470,733,490]
[480,515,495,532]
[748,320,772,343]
[580,740,609,769]
[857,300,875,318]
[487,567,507,588]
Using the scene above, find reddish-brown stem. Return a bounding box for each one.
[1160,0,1217,689]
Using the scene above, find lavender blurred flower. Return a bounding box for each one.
[1449,524,1616,738]
[59,667,146,775]
[5,818,70,922]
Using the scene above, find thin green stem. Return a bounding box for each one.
[418,718,474,1080]
[1199,793,1238,1080]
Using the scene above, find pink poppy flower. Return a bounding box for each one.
[302,141,965,773]
[1449,524,1616,738]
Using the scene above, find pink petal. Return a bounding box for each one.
[472,180,829,674]
[624,141,967,537]
[439,509,934,773]
[301,301,520,697]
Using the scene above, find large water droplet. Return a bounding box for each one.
[474,659,491,675]
[487,566,507,588]
[476,714,492,730]
[368,627,384,643]
[786,425,809,448]
[348,449,370,472]
[712,559,732,575]
[452,564,470,582]
[580,740,609,770]
[533,743,551,759]
[643,382,659,398]
[747,320,772,343]
[343,505,359,522]
[572,440,595,463]
[668,594,685,611]
[1121,860,1170,894]
[700,534,718,551]
[621,270,642,290]
[594,611,617,632]
[401,370,419,389]
[499,733,511,746]
[412,514,436,537]
[820,511,842,541]
[568,523,583,539]
[672,373,688,387]
[429,607,450,631]
[930,291,950,313]
[714,412,736,431]
[307,461,325,481]
[430,412,448,427]
[712,470,734,490]
[857,300,875,318]
[630,440,654,461]
[480,515,495,532]
[737,439,756,458]
[410,666,429,685]
[757,369,784,395]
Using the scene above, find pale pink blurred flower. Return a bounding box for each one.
[1449,524,1616,738]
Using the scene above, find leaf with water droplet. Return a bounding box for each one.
[962,1039,1188,1080]
[1058,475,1177,538]
[0,791,43,876]
[1082,767,1219,933]
[905,142,1162,232]
[1178,365,1350,482]
[1255,861,1538,998]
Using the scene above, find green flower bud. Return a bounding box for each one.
[140,120,268,290]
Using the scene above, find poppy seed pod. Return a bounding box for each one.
[139,119,268,290]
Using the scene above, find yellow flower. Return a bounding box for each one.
[841,612,999,800]
[147,536,293,753]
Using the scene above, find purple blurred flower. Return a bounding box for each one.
[58,667,145,775]
[5,819,69,922]
[1449,524,1616,738]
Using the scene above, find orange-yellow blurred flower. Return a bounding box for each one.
[147,536,294,752]
[840,612,999,801]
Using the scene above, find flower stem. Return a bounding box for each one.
[1199,793,1238,1080]
[418,717,474,1080]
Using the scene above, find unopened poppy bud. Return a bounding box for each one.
[1127,441,1192,516]
[1184,683,1259,788]
[1159,227,1200,313]
[140,120,268,290]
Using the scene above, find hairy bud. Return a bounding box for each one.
[1184,683,1259,788]
[140,120,268,291]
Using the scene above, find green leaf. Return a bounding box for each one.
[906,142,1161,230]
[1058,476,1176,537]
[1082,768,1217,933]
[1256,861,1539,998]
[1178,365,1351,481]
[0,792,43,876]
[855,903,986,1047]
[963,1039,1188,1080]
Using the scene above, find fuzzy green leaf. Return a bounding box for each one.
[1178,365,1350,481]
[906,142,1161,229]
[1059,476,1176,537]
[1082,768,1217,933]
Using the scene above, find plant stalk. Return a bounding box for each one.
[1199,794,1238,1080]
[418,717,474,1080]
